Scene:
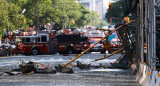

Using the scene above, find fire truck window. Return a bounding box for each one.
[41,36,47,42]
[31,37,35,43]
[26,38,31,43]
[36,37,40,42]
[22,38,25,43]
[81,37,88,41]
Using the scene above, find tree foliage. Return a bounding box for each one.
[88,11,99,25]
[75,4,90,28]
[0,0,105,35]
[0,0,26,38]
[75,5,100,28]
[53,0,82,29]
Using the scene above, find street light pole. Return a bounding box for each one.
[20,9,26,31]
[21,9,26,15]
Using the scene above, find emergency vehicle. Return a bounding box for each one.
[87,30,106,53]
[13,30,89,55]
[13,31,56,55]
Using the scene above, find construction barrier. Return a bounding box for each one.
[139,64,147,84]
[136,63,160,86]
[136,63,144,82]
[141,66,152,86]
[150,71,160,86]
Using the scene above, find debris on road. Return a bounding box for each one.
[55,64,74,73]
[69,61,111,69]
[1,60,56,76]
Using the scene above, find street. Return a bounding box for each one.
[0,53,140,86]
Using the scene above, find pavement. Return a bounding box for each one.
[0,53,140,86]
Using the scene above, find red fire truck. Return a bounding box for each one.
[13,31,57,55]
[13,31,89,55]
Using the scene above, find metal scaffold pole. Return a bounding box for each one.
[153,0,156,70]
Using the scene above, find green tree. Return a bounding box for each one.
[8,3,27,31]
[75,4,90,28]
[95,20,108,28]
[7,0,27,8]
[0,0,106,34]
[6,0,82,30]
[53,0,82,29]
[88,11,99,25]
[0,0,9,38]
[75,7,99,28]
[0,0,25,38]
[22,0,65,30]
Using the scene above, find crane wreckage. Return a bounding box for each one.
[1,20,136,75]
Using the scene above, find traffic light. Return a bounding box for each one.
[110,18,112,23]
[124,17,130,23]
[109,3,111,10]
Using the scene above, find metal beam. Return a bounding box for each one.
[93,48,124,62]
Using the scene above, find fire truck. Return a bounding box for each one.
[87,30,106,53]
[13,31,89,55]
[13,31,57,55]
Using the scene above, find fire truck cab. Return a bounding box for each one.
[87,30,106,53]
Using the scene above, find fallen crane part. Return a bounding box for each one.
[92,48,124,62]
[62,20,135,68]
[115,23,136,68]
[69,61,112,70]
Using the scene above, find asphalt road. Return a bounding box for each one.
[0,53,140,86]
